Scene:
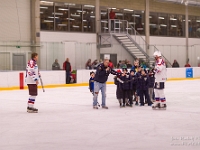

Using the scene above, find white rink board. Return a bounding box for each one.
[0,68,200,87]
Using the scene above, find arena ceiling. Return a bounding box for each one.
[156,0,200,6]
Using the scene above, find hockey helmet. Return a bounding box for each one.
[153,51,162,57]
[117,69,121,73]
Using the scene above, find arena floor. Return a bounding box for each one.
[0,80,200,150]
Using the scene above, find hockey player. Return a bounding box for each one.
[135,66,142,106]
[25,53,41,113]
[114,70,123,107]
[137,69,152,106]
[152,51,167,110]
[129,70,137,105]
[120,68,133,107]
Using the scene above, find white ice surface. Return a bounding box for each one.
[0,80,200,150]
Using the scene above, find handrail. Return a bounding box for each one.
[100,19,128,34]
[99,19,172,66]
[129,25,148,49]
[128,25,172,66]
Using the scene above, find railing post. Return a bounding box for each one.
[108,19,111,33]
[119,20,121,33]
[126,21,128,34]
[114,19,116,33]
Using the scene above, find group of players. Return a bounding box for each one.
[25,51,167,113]
[89,51,167,110]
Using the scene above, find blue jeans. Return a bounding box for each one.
[93,81,106,106]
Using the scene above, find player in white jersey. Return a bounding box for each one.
[25,53,41,113]
[152,51,167,110]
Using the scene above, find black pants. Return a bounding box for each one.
[66,71,70,84]
[140,89,151,105]
[122,90,133,105]
[130,89,136,101]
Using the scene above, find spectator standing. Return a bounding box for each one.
[117,60,122,68]
[109,9,115,30]
[185,61,191,67]
[108,60,114,69]
[52,59,61,70]
[172,60,180,68]
[120,60,127,69]
[92,60,98,69]
[63,58,71,84]
[85,59,92,69]
[127,61,132,69]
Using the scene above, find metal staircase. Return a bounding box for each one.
[99,19,171,67]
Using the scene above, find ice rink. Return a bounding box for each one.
[0,80,200,150]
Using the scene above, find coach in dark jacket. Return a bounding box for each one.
[93,59,121,109]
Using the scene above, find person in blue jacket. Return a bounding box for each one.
[89,71,95,95]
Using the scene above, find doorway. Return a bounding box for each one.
[12,53,26,70]
[100,54,117,67]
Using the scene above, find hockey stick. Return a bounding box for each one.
[40,77,45,92]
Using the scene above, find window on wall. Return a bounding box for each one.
[134,11,145,35]
[149,12,158,36]
[158,13,168,36]
[189,16,196,38]
[83,5,95,33]
[100,8,108,32]
[177,15,185,37]
[112,8,123,20]
[55,3,69,31]
[168,14,179,36]
[196,16,200,38]
[124,9,134,26]
[189,16,200,38]
[69,4,82,32]
[40,1,54,30]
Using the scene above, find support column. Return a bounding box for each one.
[95,0,100,60]
[185,4,189,63]
[31,0,40,65]
[145,0,150,55]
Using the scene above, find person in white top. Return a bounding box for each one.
[25,53,41,113]
[152,51,167,110]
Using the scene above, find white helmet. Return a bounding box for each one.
[153,51,162,57]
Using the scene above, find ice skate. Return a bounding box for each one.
[118,99,122,107]
[125,99,131,107]
[160,104,167,110]
[102,106,108,109]
[152,102,160,110]
[27,107,38,113]
[119,103,122,108]
[93,106,98,109]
